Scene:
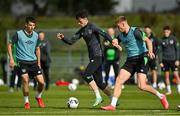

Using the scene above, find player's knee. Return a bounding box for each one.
[83,75,93,84]
[138,84,146,91]
[97,83,107,90]
[116,76,124,85]
[23,78,29,84]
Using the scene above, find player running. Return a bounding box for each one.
[57,9,120,107]
[7,16,45,109]
[101,16,169,111]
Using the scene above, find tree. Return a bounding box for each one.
[55,0,118,15]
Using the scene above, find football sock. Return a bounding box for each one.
[156,91,163,99]
[94,90,101,98]
[167,85,171,92]
[111,97,118,107]
[36,91,42,98]
[24,96,29,103]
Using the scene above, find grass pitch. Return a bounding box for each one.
[0,85,180,115]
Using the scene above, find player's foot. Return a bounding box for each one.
[101,105,116,111]
[36,97,45,108]
[160,95,169,110]
[93,98,103,107]
[24,102,30,109]
[165,91,172,95]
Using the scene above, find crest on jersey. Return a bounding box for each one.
[88,29,92,34]
[170,40,174,44]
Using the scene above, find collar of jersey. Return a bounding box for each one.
[23,29,33,38]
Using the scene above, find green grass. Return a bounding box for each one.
[0,85,180,115]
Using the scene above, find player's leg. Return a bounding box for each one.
[101,69,131,110]
[19,61,31,109]
[82,57,103,106]
[9,69,16,92]
[31,62,45,108]
[171,61,180,94]
[104,62,111,84]
[162,60,171,95]
[43,66,50,90]
[151,69,158,88]
[151,59,158,88]
[93,66,112,98]
[137,73,169,109]
[22,73,30,109]
[35,74,45,108]
[164,71,171,94]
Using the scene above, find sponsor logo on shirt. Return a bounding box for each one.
[25,40,34,45]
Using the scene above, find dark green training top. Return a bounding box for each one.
[62,23,112,59]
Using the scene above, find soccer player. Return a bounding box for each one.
[144,25,160,88]
[7,16,45,109]
[103,28,121,87]
[57,10,120,107]
[159,26,180,95]
[101,16,169,111]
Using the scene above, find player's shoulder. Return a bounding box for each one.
[170,35,177,40]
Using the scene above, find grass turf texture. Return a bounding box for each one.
[0,85,180,115]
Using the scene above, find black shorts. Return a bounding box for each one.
[122,54,148,77]
[161,60,178,72]
[148,58,157,70]
[18,60,42,78]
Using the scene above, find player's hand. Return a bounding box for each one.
[112,39,118,45]
[148,51,155,59]
[160,63,164,67]
[175,60,179,66]
[9,58,15,70]
[57,33,64,40]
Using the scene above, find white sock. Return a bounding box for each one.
[177,84,180,93]
[94,90,101,98]
[24,96,29,103]
[36,91,42,98]
[156,91,163,99]
[153,83,157,88]
[167,85,171,92]
[111,97,118,107]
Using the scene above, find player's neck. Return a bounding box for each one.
[125,25,130,34]
[24,29,33,35]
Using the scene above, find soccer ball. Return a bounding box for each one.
[72,78,79,85]
[67,97,79,109]
[158,82,166,90]
[68,83,77,91]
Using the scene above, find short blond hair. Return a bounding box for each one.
[116,16,127,23]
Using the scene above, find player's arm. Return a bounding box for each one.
[174,37,179,66]
[157,40,164,67]
[92,24,121,50]
[36,39,41,67]
[134,28,155,59]
[57,30,82,45]
[7,33,18,69]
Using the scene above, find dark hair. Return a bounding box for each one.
[144,25,151,28]
[75,9,88,19]
[25,16,36,24]
[116,16,127,23]
[163,25,171,30]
